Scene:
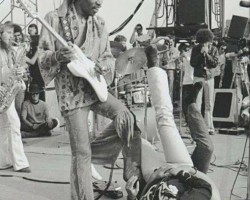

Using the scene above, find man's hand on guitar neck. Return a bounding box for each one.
[54,42,75,63]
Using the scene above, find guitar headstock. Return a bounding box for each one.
[16,0,38,19]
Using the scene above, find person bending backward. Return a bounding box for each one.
[0,22,30,173]
[125,45,220,200]
[38,0,141,199]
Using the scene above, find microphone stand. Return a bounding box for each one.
[114,70,118,98]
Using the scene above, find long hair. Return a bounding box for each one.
[195,29,214,44]
[28,23,38,35]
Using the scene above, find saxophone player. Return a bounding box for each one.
[0,22,30,173]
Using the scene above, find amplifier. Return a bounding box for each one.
[213,89,242,123]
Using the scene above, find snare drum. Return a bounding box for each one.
[131,87,150,104]
[125,84,151,107]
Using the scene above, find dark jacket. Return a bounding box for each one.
[190,44,219,78]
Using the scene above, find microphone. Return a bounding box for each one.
[240,1,250,7]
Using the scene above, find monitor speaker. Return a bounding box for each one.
[227,15,250,39]
[177,0,207,25]
[213,89,242,123]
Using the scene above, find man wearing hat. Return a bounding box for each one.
[20,83,59,138]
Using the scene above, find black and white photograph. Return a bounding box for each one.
[0,0,249,199]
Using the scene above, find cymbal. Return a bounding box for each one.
[115,48,147,76]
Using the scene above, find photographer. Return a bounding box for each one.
[130,24,144,47]
[161,35,180,101]
[225,39,249,96]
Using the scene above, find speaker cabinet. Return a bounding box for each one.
[177,0,208,25]
[227,15,250,39]
[213,89,242,123]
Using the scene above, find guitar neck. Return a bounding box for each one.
[37,16,68,48]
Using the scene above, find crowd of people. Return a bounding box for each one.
[0,0,249,199]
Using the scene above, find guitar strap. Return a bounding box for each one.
[59,16,74,43]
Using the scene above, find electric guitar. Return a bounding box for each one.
[17,0,108,102]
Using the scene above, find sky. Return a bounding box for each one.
[0,0,249,42]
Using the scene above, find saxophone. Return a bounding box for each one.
[0,74,23,113]
[0,46,27,114]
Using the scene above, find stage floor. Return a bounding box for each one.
[0,122,248,200]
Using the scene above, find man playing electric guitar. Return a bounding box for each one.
[38,0,141,199]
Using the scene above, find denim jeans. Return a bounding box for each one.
[21,119,57,138]
[64,93,141,200]
[187,103,214,173]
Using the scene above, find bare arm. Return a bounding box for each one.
[129,28,137,45]
[26,50,38,65]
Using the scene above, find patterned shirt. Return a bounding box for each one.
[38,0,115,114]
[0,46,27,84]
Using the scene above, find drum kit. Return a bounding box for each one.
[112,41,185,141]
[113,47,158,141]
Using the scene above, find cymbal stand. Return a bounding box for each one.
[114,70,118,98]
[179,65,184,135]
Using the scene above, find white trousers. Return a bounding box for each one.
[147,67,193,166]
[0,101,29,170]
[194,77,215,132]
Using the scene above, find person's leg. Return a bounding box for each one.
[147,67,193,166]
[182,84,193,118]
[7,101,29,171]
[35,118,59,137]
[193,77,204,113]
[15,89,25,118]
[0,111,12,169]
[185,83,214,173]
[203,79,215,133]
[90,93,141,181]
[167,70,175,101]
[64,107,94,200]
[187,104,214,173]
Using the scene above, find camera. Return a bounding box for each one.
[224,37,249,55]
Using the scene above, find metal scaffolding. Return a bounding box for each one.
[0,0,38,33]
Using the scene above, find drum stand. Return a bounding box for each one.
[179,65,183,135]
